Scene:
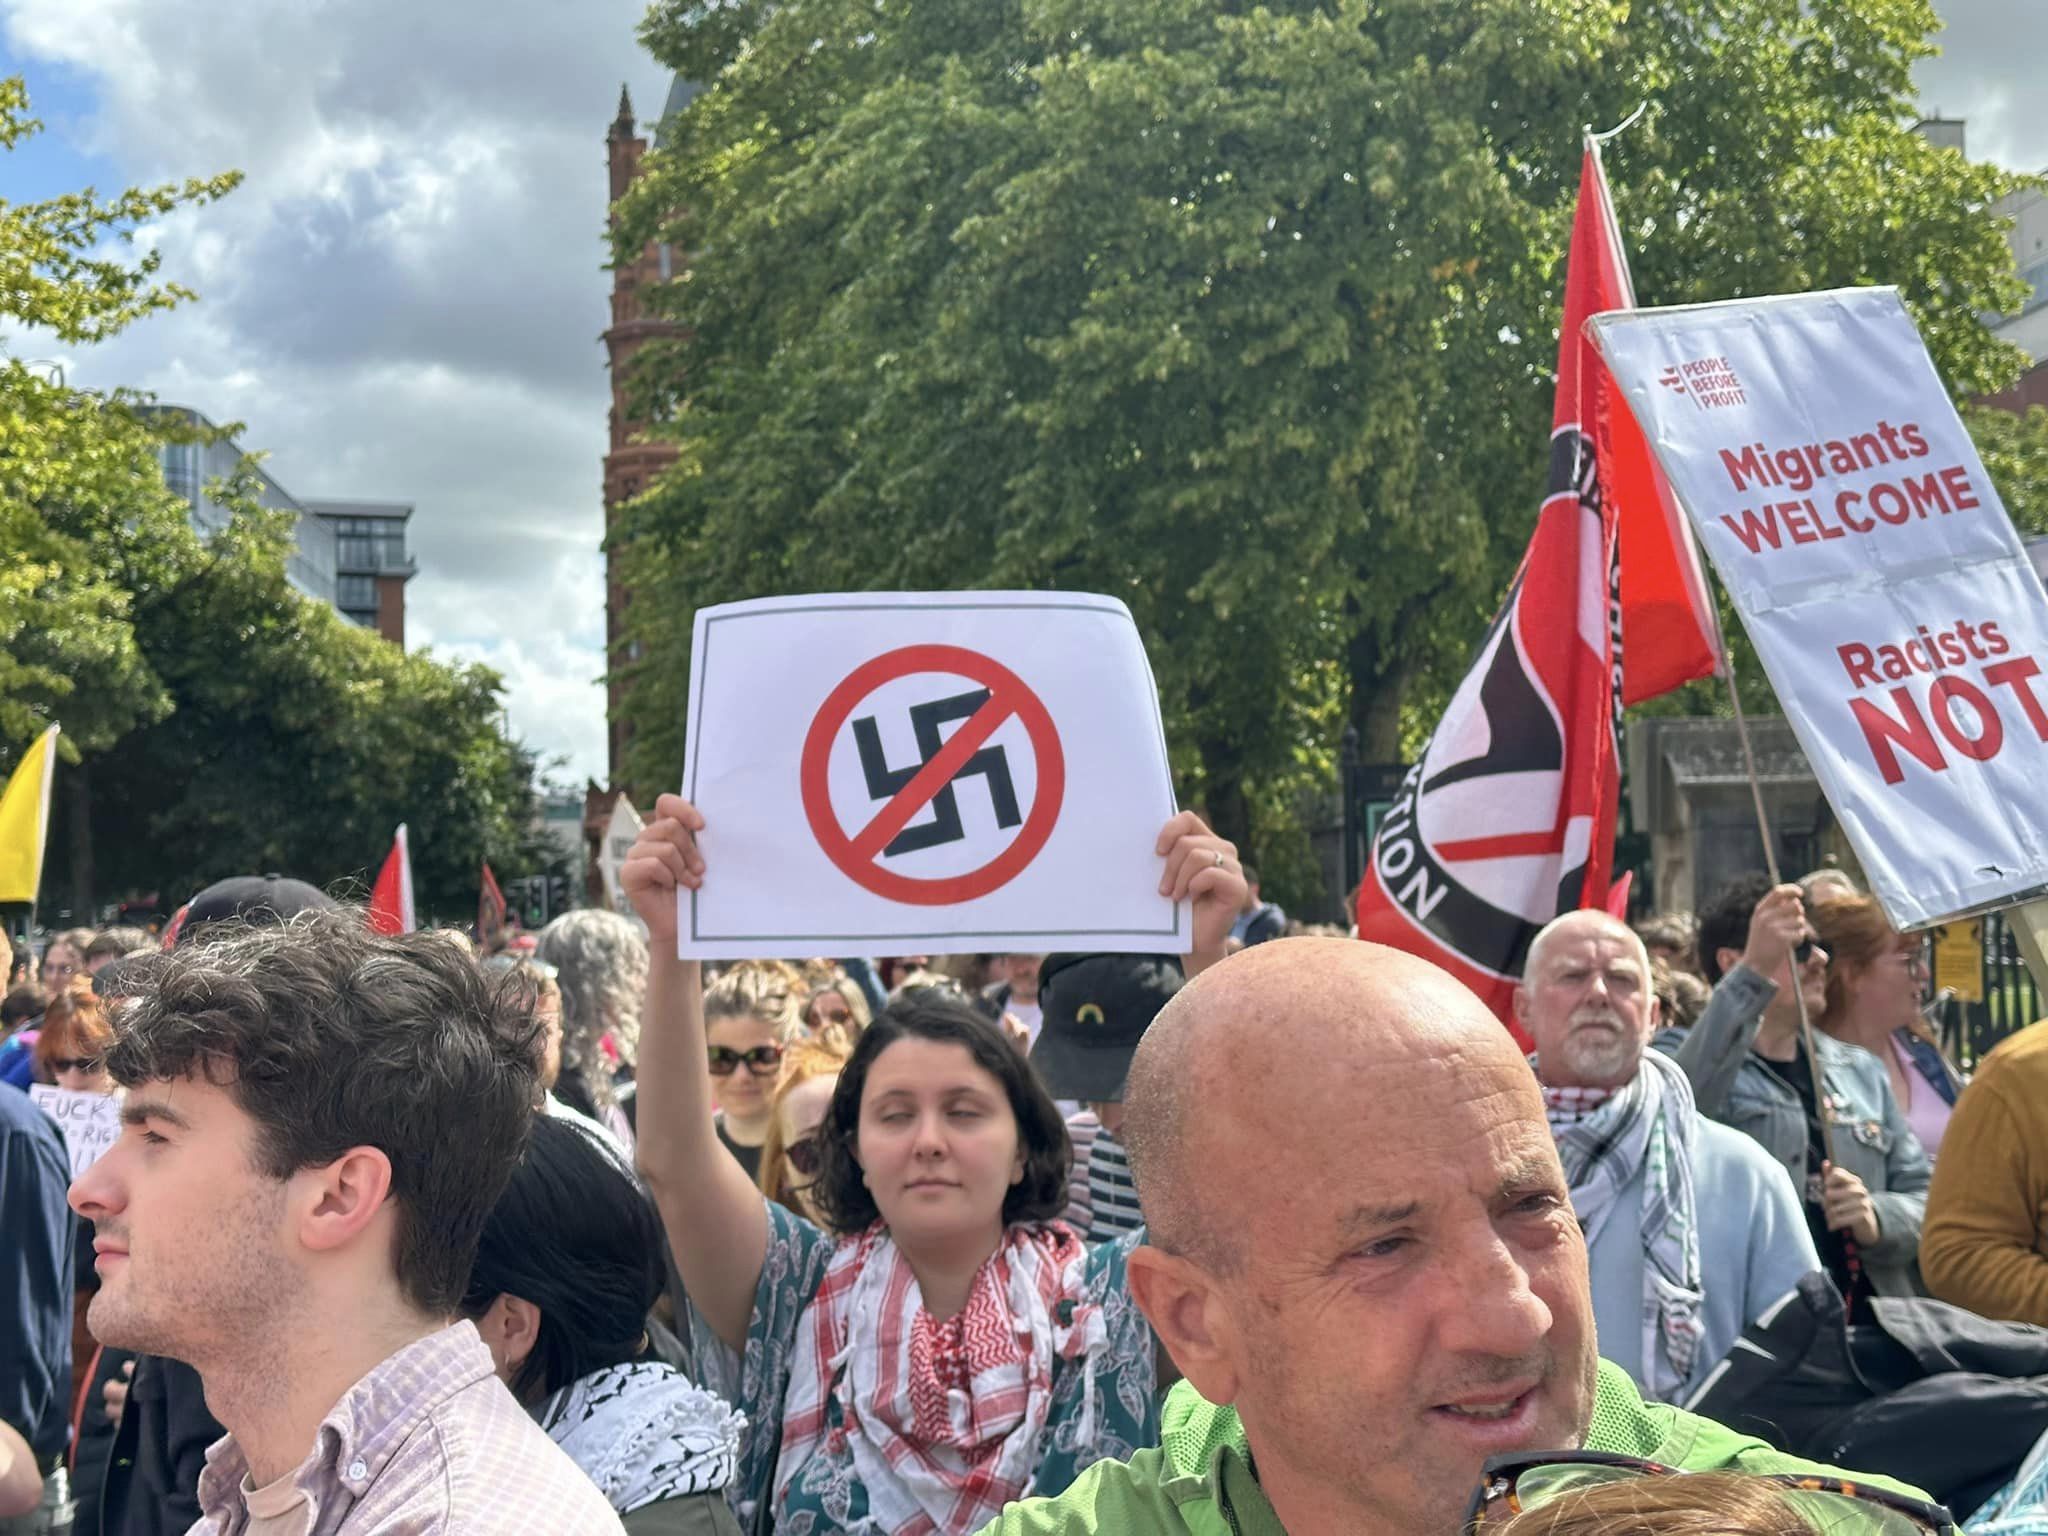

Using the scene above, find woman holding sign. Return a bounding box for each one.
[623,793,1244,1535]
[33,978,117,1095]
[31,979,120,1412]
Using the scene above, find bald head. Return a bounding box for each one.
[1523,910,1649,990]
[1122,937,1538,1267]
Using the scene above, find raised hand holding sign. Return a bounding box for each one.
[624,792,1243,979]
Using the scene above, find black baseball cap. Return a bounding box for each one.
[168,874,338,947]
[1029,952,1184,1104]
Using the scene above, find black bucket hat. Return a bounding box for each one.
[1028,952,1184,1104]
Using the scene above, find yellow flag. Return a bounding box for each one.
[0,724,61,904]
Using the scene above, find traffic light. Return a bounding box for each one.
[548,873,571,918]
[517,877,545,929]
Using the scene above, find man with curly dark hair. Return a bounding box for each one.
[70,912,624,1535]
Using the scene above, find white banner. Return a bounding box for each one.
[1591,287,2048,928]
[31,1084,122,1178]
[597,795,643,913]
[677,592,1188,958]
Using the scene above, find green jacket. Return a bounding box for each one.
[976,1359,1929,1535]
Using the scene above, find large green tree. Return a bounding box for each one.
[612,0,2029,911]
[2,81,556,921]
[47,485,559,919]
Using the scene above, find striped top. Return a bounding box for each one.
[1085,1127,1142,1244]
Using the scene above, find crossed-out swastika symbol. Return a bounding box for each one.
[853,689,1022,857]
[799,644,1065,906]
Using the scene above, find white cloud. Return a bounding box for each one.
[2,0,674,789]
[1918,1,2048,173]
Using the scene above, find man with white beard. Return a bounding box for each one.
[1515,910,1819,1403]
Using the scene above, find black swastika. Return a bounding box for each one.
[853,689,1022,857]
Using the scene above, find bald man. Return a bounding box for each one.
[979,938,1925,1536]
[1515,910,1816,1404]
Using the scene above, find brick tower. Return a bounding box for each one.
[602,84,681,792]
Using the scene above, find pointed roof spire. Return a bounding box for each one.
[614,83,634,129]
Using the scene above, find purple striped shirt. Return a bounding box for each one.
[191,1321,624,1535]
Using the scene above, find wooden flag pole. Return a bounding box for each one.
[1719,649,1839,1169]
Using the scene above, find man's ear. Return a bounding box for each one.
[1511,983,1533,1029]
[1126,1244,1243,1407]
[1716,945,1743,980]
[294,1146,395,1255]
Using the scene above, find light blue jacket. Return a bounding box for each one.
[1654,964,1932,1297]
[1584,1114,1820,1402]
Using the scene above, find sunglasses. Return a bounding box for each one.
[50,1057,103,1075]
[707,1043,785,1076]
[1463,1451,1955,1534]
[786,1132,823,1177]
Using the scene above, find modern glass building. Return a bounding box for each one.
[152,407,415,645]
[303,499,417,644]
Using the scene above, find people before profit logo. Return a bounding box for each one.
[1664,354,1745,409]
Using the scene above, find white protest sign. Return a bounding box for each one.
[677,593,1188,957]
[1590,287,2048,928]
[30,1084,122,1178]
[598,795,644,911]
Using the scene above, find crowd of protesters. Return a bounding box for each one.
[6,818,2048,1534]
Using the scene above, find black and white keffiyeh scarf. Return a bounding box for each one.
[1542,1049,1706,1403]
[538,1360,745,1514]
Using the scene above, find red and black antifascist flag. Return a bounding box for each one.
[1354,143,1718,1039]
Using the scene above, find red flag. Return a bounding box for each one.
[1605,870,1634,920]
[368,825,416,935]
[1571,144,1723,701]
[478,861,506,947]
[1354,147,1640,1041]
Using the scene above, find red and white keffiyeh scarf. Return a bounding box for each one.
[775,1222,1105,1535]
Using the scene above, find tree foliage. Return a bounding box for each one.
[614,0,2030,913]
[1968,403,2048,534]
[1,80,555,920]
[47,483,559,918]
[1,75,240,757]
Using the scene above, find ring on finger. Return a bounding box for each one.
[1211,851,1226,870]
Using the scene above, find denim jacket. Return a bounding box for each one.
[1653,965,1932,1297]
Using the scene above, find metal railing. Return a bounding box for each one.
[1928,908,2041,1070]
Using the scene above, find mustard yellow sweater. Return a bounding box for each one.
[1922,1019,2048,1325]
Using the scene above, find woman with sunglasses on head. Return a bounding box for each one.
[622,793,1243,1535]
[1469,1452,1953,1534]
[758,1038,846,1226]
[704,964,804,1181]
[1810,897,1965,1160]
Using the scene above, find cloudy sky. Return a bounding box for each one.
[2,1,2041,792]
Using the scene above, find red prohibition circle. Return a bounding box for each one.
[799,644,1066,906]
